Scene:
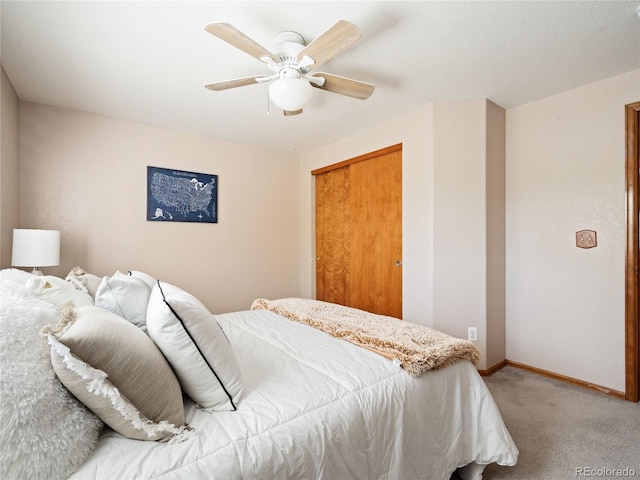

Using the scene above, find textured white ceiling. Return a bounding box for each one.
[2,1,639,153]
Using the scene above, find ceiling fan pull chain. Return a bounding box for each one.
[266,88,270,117]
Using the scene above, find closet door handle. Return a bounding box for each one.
[395,260,402,267]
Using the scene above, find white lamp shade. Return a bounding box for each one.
[269,77,312,112]
[12,229,61,268]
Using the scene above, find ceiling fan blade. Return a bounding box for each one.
[205,23,280,64]
[205,75,269,91]
[283,109,303,116]
[296,20,361,68]
[310,73,374,100]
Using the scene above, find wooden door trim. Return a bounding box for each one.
[625,101,640,402]
[311,143,402,176]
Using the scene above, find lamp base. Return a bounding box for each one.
[30,267,44,276]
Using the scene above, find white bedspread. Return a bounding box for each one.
[71,309,518,479]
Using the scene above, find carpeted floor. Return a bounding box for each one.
[479,366,640,479]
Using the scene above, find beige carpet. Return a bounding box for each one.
[479,366,640,480]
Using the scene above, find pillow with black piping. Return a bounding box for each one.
[146,281,242,411]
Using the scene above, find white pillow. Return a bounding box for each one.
[94,272,151,332]
[146,281,242,411]
[128,270,157,289]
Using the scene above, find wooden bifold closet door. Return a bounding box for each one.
[314,144,402,318]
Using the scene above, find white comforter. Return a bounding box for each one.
[71,309,518,480]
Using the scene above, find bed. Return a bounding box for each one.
[0,268,518,480]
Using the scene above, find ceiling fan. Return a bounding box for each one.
[204,20,375,116]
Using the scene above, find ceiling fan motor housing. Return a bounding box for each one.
[269,31,307,73]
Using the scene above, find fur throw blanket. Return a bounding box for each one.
[251,298,480,376]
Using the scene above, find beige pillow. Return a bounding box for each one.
[65,266,102,299]
[42,304,190,442]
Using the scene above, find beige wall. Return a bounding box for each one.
[432,99,506,370]
[18,102,300,313]
[506,69,639,392]
[301,68,636,388]
[432,99,488,353]
[299,105,435,327]
[0,66,20,268]
[300,100,506,371]
[300,100,504,369]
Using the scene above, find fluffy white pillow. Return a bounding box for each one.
[95,271,151,332]
[146,281,242,411]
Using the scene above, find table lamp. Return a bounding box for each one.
[11,229,61,275]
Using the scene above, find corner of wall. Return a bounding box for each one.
[0,65,21,269]
[485,100,506,368]
[432,99,507,371]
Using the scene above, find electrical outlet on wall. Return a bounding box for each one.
[467,327,478,342]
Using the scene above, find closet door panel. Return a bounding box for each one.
[349,150,402,317]
[314,144,402,318]
[315,165,351,306]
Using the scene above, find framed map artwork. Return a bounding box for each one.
[147,166,217,223]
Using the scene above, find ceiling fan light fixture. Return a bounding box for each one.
[205,21,372,114]
[268,69,312,112]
